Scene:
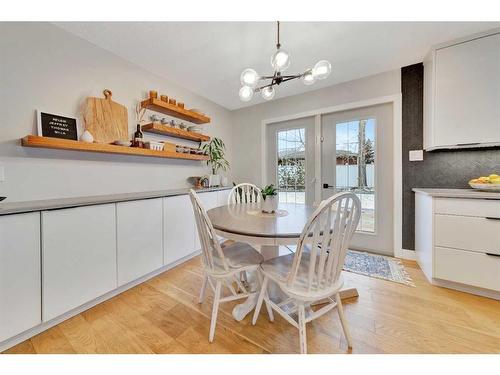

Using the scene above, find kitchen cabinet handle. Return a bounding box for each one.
[455,142,481,147]
[486,253,500,257]
[485,217,500,221]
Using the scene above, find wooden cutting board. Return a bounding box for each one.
[83,89,128,143]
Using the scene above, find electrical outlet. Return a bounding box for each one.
[409,150,424,162]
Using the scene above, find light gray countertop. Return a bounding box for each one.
[412,188,500,200]
[0,186,231,216]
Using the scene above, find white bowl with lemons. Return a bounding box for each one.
[469,174,500,191]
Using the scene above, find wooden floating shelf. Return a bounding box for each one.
[141,98,210,124]
[142,123,210,143]
[21,135,209,161]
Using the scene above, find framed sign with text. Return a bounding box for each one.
[37,110,79,140]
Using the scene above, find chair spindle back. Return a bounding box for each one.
[287,192,361,293]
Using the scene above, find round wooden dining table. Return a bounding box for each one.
[207,202,359,321]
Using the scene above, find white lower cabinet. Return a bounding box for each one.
[217,189,231,207]
[434,246,500,291]
[0,212,41,342]
[415,192,500,299]
[41,204,117,321]
[163,195,196,265]
[117,199,163,286]
[199,191,218,210]
[195,191,220,249]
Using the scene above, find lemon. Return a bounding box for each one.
[489,174,499,179]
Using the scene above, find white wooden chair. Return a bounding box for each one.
[189,189,272,342]
[227,183,261,205]
[252,192,361,354]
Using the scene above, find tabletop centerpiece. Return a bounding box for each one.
[261,184,278,213]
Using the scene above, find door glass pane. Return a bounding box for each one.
[335,119,375,232]
[277,128,306,204]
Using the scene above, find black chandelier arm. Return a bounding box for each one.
[280,74,303,80]
[255,74,304,92]
[258,73,304,82]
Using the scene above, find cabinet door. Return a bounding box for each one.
[195,191,219,249]
[0,212,41,342]
[217,189,231,207]
[42,204,117,321]
[117,199,163,286]
[434,33,500,147]
[163,195,196,265]
[199,191,218,210]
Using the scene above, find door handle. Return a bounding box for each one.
[485,217,500,221]
[323,183,335,189]
[486,252,500,257]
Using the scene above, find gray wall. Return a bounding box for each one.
[401,63,500,250]
[0,22,234,202]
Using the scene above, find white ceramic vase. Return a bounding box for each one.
[208,174,221,187]
[261,195,278,213]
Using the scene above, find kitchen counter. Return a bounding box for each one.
[413,188,500,200]
[0,186,231,215]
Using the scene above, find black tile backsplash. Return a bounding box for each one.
[401,63,500,250]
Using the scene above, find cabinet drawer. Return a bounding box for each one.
[435,246,500,291]
[435,214,500,255]
[434,198,500,218]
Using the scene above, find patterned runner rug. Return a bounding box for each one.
[343,250,415,286]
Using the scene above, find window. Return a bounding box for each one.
[276,128,306,204]
[335,119,375,232]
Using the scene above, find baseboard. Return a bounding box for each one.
[432,278,500,301]
[0,250,201,353]
[395,248,416,260]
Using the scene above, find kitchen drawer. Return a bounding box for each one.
[434,198,500,218]
[435,214,500,255]
[435,246,500,291]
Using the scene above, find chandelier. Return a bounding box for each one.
[239,21,332,102]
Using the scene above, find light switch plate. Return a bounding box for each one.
[409,150,424,161]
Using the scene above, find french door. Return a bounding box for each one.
[321,103,393,255]
[266,117,315,205]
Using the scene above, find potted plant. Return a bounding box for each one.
[202,137,229,187]
[261,184,278,213]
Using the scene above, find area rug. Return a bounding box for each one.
[343,250,415,287]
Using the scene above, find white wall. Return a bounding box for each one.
[230,70,401,184]
[0,22,234,202]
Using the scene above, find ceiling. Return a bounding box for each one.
[55,22,500,110]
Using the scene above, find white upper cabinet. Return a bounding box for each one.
[117,199,163,286]
[163,195,196,266]
[0,212,41,342]
[424,30,500,150]
[42,204,117,321]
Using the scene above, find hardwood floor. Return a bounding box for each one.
[4,256,500,354]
